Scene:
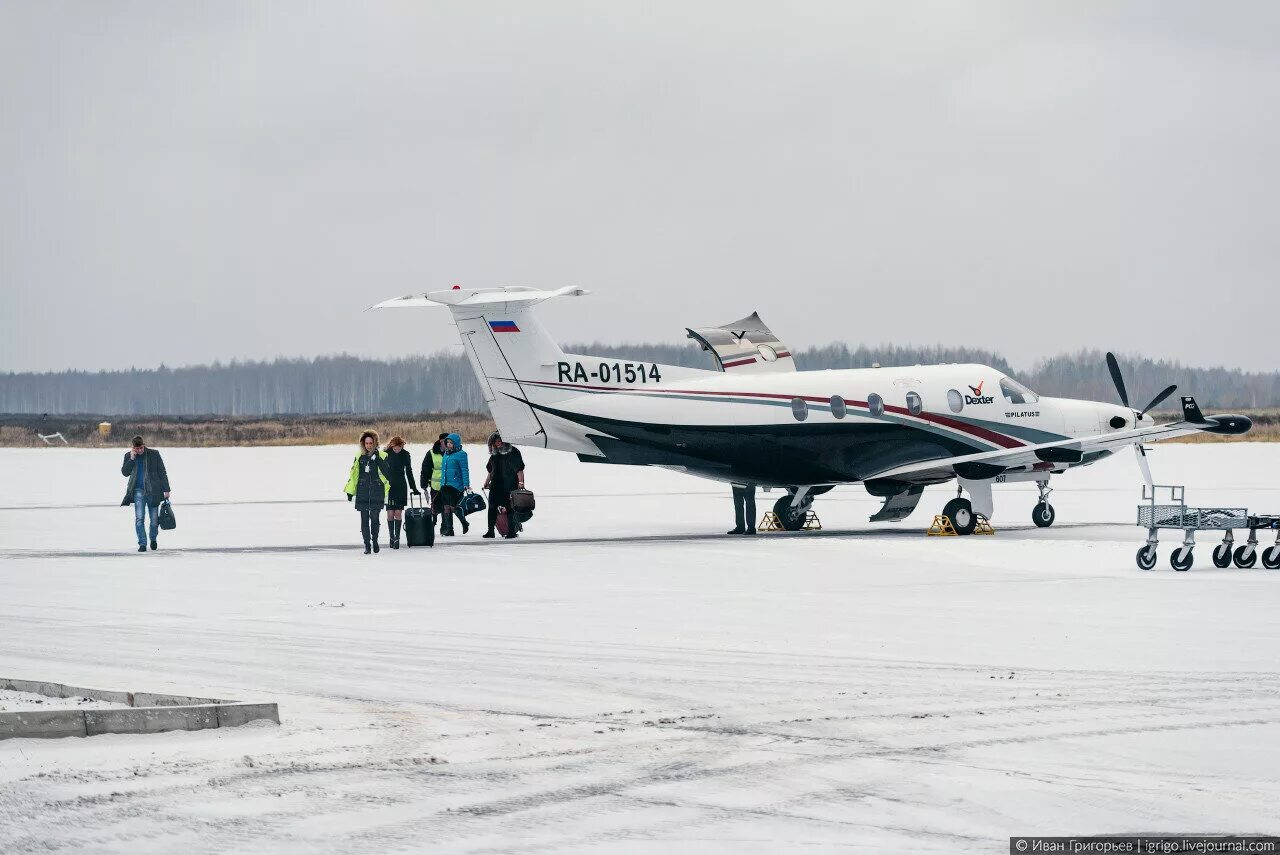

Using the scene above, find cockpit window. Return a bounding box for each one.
[1000,377,1039,405]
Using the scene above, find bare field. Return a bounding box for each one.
[0,413,497,449]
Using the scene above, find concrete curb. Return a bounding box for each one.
[0,677,279,740]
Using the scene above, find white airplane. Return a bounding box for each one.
[373,286,1251,533]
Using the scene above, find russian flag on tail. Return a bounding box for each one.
[489,320,520,333]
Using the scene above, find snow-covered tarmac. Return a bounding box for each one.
[2,443,1280,853]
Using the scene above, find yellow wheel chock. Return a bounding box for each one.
[926,513,996,536]
[758,511,823,532]
[926,514,957,536]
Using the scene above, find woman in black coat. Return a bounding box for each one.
[382,435,419,549]
[344,430,390,554]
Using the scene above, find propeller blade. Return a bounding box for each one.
[1105,351,1129,408]
[1134,443,1153,490]
[1138,384,1178,417]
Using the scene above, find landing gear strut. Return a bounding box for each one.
[1032,480,1055,528]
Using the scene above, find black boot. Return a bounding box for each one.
[390,519,400,549]
[458,510,469,535]
[441,512,454,537]
[371,517,381,553]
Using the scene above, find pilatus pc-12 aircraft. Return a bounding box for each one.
[373,286,1251,534]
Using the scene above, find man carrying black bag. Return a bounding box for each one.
[482,432,525,540]
[120,435,172,553]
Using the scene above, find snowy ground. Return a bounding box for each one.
[1,443,1279,854]
[0,689,128,712]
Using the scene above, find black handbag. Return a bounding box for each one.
[459,491,486,517]
[509,489,535,512]
[158,500,177,531]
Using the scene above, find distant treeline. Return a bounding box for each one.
[3,344,1278,415]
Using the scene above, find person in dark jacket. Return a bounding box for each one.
[436,432,470,536]
[344,430,390,554]
[420,432,449,526]
[382,435,419,549]
[120,435,171,552]
[728,483,757,535]
[482,431,525,539]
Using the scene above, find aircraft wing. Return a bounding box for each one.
[686,312,796,374]
[867,401,1250,484]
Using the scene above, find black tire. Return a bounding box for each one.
[1234,544,1257,569]
[772,495,807,532]
[1262,546,1280,570]
[1032,502,1055,528]
[1170,547,1194,572]
[1212,544,1233,568]
[1136,545,1157,570]
[942,498,976,536]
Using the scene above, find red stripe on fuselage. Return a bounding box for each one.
[520,380,1024,448]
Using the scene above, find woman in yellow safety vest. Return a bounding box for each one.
[420,432,449,525]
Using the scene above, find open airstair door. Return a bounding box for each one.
[686,312,796,374]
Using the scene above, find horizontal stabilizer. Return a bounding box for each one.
[370,286,590,312]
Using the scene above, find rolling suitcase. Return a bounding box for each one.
[495,506,511,538]
[404,493,434,547]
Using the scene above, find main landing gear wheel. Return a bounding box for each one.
[1170,547,1194,572]
[1212,544,1234,568]
[1032,502,1055,528]
[772,496,807,532]
[1135,545,1158,570]
[942,498,976,536]
[1263,546,1280,570]
[1234,545,1257,569]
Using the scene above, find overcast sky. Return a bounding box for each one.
[3,1,1278,374]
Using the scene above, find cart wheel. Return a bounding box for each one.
[1135,545,1157,570]
[1032,502,1055,528]
[1212,544,1234,568]
[1262,546,1280,570]
[1233,544,1257,569]
[1170,547,1194,572]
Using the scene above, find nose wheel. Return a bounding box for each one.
[1031,479,1055,528]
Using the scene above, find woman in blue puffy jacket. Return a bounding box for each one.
[437,433,471,536]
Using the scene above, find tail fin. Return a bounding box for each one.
[373,287,588,447]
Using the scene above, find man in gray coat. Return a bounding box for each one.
[120,435,171,552]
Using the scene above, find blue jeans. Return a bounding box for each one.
[134,490,159,546]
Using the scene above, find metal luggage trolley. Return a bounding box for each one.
[1136,484,1280,571]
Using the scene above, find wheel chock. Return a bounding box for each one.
[757,511,822,532]
[758,512,785,532]
[973,514,995,535]
[926,515,957,536]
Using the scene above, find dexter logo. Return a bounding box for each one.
[965,380,995,405]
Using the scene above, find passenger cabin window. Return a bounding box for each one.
[830,395,847,419]
[791,397,808,421]
[947,389,964,413]
[906,391,923,416]
[1000,377,1039,405]
[757,344,778,362]
[868,393,884,417]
